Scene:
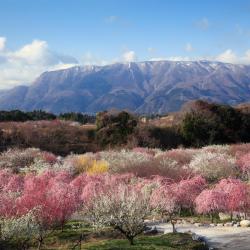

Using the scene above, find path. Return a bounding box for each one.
[155,223,250,250]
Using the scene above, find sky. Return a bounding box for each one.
[0,0,250,88]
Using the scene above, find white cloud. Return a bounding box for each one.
[0,38,78,89]
[149,57,167,61]
[167,56,191,61]
[215,49,250,64]
[2,37,250,90]
[196,17,210,30]
[149,48,250,65]
[147,47,156,53]
[81,52,109,66]
[215,49,237,63]
[185,43,193,52]
[0,37,6,51]
[105,15,118,23]
[149,56,191,62]
[240,50,250,64]
[81,50,137,65]
[122,50,137,62]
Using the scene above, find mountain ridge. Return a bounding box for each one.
[1,60,250,114]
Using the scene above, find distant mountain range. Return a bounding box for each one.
[0,60,250,114]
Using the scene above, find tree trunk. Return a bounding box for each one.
[210,214,214,223]
[61,223,64,232]
[170,218,176,233]
[127,236,134,245]
[37,237,43,250]
[190,207,193,216]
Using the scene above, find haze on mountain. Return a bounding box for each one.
[0,60,250,114]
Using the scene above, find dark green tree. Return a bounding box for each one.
[95,111,137,147]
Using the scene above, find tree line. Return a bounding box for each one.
[0,110,96,124]
[2,100,250,153]
[95,101,250,149]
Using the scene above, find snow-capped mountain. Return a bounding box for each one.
[1,60,250,114]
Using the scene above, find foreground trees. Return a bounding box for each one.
[0,162,250,248]
[151,184,179,233]
[86,183,151,245]
[195,189,227,222]
[195,178,250,222]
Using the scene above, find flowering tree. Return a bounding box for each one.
[0,210,39,250]
[86,183,151,245]
[151,184,180,232]
[17,171,79,249]
[195,188,227,222]
[46,180,79,231]
[0,148,42,171]
[189,152,237,182]
[215,178,250,219]
[237,153,250,180]
[174,176,206,214]
[98,150,152,174]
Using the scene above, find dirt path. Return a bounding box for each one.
[155,223,250,250]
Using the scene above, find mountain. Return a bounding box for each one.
[0,60,250,114]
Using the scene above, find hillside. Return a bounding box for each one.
[0,60,250,114]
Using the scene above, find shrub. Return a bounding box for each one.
[189,152,238,182]
[0,148,41,171]
[161,148,197,166]
[87,160,109,175]
[98,150,152,174]
[201,144,230,154]
[63,154,109,176]
[229,143,250,157]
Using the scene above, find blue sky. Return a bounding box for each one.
[0,0,250,87]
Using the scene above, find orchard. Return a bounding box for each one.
[0,144,250,249]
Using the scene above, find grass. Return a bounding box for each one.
[2,221,207,250]
[31,222,207,250]
[81,233,207,250]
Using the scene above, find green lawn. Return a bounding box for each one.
[81,233,208,250]
[35,222,207,250]
[2,222,207,250]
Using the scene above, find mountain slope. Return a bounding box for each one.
[0,60,250,114]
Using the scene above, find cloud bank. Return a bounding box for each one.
[0,37,78,89]
[1,36,250,89]
[150,49,250,64]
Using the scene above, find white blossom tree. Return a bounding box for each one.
[86,183,151,245]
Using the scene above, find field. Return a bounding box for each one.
[0,143,250,249]
[20,223,206,250]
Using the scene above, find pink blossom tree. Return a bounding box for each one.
[237,153,250,180]
[195,188,227,222]
[150,184,180,232]
[46,180,79,231]
[215,178,250,219]
[17,170,79,249]
[174,176,206,214]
